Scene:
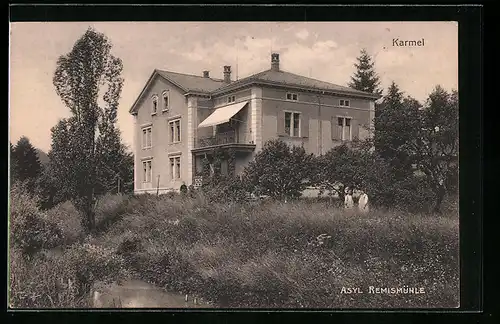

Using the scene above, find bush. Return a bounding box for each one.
[97,194,458,308]
[9,242,129,308]
[94,193,132,233]
[315,143,437,213]
[10,184,63,257]
[63,243,129,297]
[45,201,84,245]
[200,175,249,203]
[243,139,314,200]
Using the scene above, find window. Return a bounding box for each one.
[142,127,152,149]
[169,119,181,143]
[170,156,181,180]
[339,99,350,107]
[227,95,236,103]
[337,117,352,141]
[286,93,298,101]
[285,111,301,137]
[152,95,158,114]
[142,160,152,183]
[162,91,169,112]
[176,157,181,179]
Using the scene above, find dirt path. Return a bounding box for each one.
[93,279,213,308]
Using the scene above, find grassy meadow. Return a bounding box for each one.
[9,185,459,309]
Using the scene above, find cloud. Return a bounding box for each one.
[295,29,309,40]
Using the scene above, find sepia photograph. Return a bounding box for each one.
[9,21,459,309]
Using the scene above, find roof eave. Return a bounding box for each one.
[184,91,212,97]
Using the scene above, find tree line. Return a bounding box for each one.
[205,49,458,214]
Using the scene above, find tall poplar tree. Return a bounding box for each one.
[51,27,124,232]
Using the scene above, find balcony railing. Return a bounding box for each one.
[195,130,238,148]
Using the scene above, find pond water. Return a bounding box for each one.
[93,279,213,308]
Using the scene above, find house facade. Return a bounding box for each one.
[129,53,379,194]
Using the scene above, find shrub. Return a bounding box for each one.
[243,139,314,200]
[100,194,458,308]
[315,143,437,213]
[200,175,249,203]
[62,243,129,297]
[9,242,129,308]
[45,201,83,245]
[10,184,63,257]
[94,193,132,233]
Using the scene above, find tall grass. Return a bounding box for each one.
[95,194,459,308]
[8,185,130,308]
[9,183,458,308]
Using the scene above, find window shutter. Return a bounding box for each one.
[352,118,359,140]
[277,109,285,136]
[301,114,309,138]
[331,117,340,140]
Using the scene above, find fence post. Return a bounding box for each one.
[156,175,160,196]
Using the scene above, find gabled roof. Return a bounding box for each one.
[129,69,225,114]
[212,69,380,99]
[156,70,225,93]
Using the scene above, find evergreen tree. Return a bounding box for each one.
[11,137,42,192]
[51,27,124,232]
[348,49,383,96]
[10,142,18,183]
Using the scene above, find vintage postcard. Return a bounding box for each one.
[9,21,459,309]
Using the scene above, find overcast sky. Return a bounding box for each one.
[9,21,458,152]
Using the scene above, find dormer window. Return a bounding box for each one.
[162,90,169,112]
[286,93,298,101]
[227,95,236,103]
[151,95,158,115]
[339,99,350,107]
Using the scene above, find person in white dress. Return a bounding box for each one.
[344,187,354,209]
[358,190,369,213]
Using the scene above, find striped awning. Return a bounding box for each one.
[198,101,248,128]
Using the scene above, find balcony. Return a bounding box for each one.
[192,130,256,153]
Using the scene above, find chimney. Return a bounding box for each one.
[203,70,210,78]
[223,65,231,83]
[271,53,280,71]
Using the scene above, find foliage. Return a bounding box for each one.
[45,201,84,245]
[50,27,125,232]
[374,84,458,212]
[373,82,420,179]
[348,48,383,96]
[11,137,42,193]
[10,142,18,183]
[314,142,385,202]
[9,243,127,308]
[201,175,249,203]
[9,247,89,308]
[243,139,314,200]
[406,86,458,212]
[313,142,435,211]
[94,194,458,308]
[35,163,68,210]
